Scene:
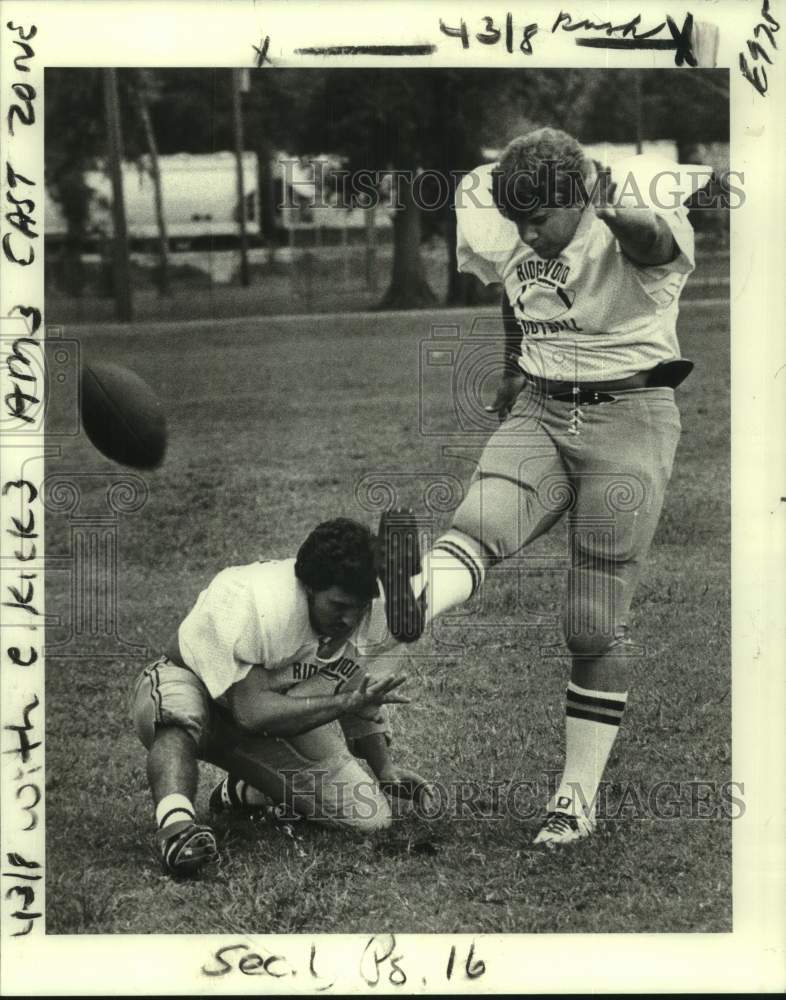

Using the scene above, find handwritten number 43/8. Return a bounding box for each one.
[440,14,538,55]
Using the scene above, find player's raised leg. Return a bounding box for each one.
[380,400,564,642]
[378,506,488,642]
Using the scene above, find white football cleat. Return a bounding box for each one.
[533,810,595,847]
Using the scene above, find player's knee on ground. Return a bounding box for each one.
[290,762,394,834]
[213,723,396,832]
[287,780,393,834]
[344,792,393,834]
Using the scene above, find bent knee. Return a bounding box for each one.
[312,795,392,834]
[299,766,394,833]
[564,630,615,658]
[564,625,631,659]
[348,802,393,834]
[344,789,393,833]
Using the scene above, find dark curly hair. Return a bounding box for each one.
[295,518,379,601]
[491,127,592,219]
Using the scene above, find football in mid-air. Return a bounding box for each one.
[80,362,167,469]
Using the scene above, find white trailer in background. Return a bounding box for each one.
[45,151,260,245]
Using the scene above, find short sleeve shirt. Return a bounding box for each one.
[455,160,696,382]
[177,559,391,701]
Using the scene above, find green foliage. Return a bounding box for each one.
[45,69,103,232]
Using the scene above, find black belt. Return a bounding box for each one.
[522,358,694,405]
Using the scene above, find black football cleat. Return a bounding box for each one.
[157,820,218,876]
[209,776,289,822]
[377,508,427,643]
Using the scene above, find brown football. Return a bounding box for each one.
[80,362,167,469]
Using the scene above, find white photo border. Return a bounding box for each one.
[1,0,784,993]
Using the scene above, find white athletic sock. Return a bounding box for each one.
[155,793,196,831]
[549,682,628,820]
[412,531,487,623]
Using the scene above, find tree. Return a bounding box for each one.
[131,70,171,295]
[296,69,623,308]
[46,68,173,299]
[45,69,104,294]
[297,70,439,308]
[298,69,535,309]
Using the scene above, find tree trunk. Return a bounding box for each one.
[61,233,86,297]
[378,173,436,310]
[445,173,481,307]
[55,168,90,297]
[102,68,133,322]
[255,140,277,265]
[231,69,251,287]
[135,84,171,296]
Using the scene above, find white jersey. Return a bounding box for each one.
[177,559,390,701]
[455,159,697,382]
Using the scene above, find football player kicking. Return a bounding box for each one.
[131,518,425,877]
[381,127,701,847]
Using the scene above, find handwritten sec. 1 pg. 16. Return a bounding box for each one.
[202,934,486,989]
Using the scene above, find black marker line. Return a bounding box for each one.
[575,38,678,49]
[294,45,436,56]
[253,35,272,67]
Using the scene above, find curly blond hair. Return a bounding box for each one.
[491,127,591,218]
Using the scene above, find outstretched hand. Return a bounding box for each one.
[590,161,619,223]
[346,673,410,713]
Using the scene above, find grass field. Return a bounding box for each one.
[44,295,731,935]
[45,238,728,325]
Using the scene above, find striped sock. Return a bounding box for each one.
[549,682,628,820]
[155,793,196,832]
[412,530,488,623]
